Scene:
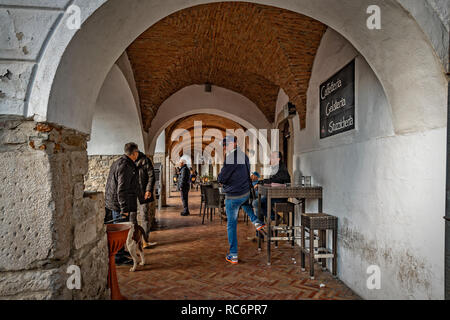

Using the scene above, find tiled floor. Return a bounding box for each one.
[116,190,359,300]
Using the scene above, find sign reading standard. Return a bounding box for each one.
[319,60,355,139]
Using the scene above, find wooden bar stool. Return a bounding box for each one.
[273,202,299,248]
[300,213,337,280]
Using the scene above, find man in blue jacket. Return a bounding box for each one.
[218,136,265,264]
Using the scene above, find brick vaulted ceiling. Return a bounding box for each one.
[126,2,327,131]
[166,114,244,154]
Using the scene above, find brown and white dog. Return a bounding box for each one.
[125,222,148,272]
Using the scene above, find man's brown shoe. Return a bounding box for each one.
[143,240,157,249]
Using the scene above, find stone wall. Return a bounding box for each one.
[0,116,109,300]
[153,152,165,165]
[85,155,121,192]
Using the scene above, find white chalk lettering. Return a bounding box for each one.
[328,115,354,134]
[326,97,346,116]
[320,79,342,100]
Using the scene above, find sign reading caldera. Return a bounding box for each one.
[319,60,355,139]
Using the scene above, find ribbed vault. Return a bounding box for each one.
[126,2,327,130]
[167,114,244,157]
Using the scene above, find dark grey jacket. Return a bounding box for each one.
[218,148,251,197]
[178,164,190,190]
[105,155,138,213]
[135,152,155,204]
[261,163,291,185]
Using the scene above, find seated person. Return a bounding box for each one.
[190,167,197,189]
[250,171,260,188]
[252,151,291,221]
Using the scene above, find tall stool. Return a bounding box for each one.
[300,213,337,280]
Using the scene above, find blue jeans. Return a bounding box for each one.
[225,194,262,256]
[252,197,287,221]
[112,210,122,223]
[112,211,137,224]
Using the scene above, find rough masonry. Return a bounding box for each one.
[0,116,109,300]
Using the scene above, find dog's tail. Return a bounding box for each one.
[137,225,149,243]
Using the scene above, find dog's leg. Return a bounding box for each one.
[128,243,139,272]
[138,248,145,266]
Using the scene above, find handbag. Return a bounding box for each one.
[246,159,257,205]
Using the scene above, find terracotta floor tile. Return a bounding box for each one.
[116,190,360,300]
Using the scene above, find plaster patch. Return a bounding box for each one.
[340,219,432,299]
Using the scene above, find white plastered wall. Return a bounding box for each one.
[287,28,446,299]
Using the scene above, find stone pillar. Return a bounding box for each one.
[166,156,171,199]
[0,116,109,300]
[445,80,450,300]
[213,164,217,178]
[160,159,167,207]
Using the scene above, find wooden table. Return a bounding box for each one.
[257,185,323,265]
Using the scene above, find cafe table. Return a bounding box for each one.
[257,184,323,265]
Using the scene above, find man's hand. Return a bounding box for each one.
[145,191,152,200]
[254,184,259,190]
[122,212,129,217]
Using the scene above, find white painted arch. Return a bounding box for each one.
[27,0,448,137]
[87,64,146,155]
[148,84,270,153]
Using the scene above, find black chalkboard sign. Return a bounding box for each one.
[320,60,355,139]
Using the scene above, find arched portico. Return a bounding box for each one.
[148,85,268,154]
[0,0,448,300]
[26,0,447,136]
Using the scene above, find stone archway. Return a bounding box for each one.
[26,0,447,136]
[147,85,269,154]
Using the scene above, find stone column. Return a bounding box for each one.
[0,116,109,300]
[160,159,167,207]
[165,156,171,199]
[213,164,217,178]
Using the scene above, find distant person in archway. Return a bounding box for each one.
[218,136,265,265]
[135,150,157,248]
[178,159,191,216]
[190,167,198,190]
[174,166,180,191]
[250,171,260,188]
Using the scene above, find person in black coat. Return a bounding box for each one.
[135,151,156,247]
[178,159,191,216]
[105,142,140,265]
[105,143,139,219]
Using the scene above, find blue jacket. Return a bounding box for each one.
[218,148,251,197]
